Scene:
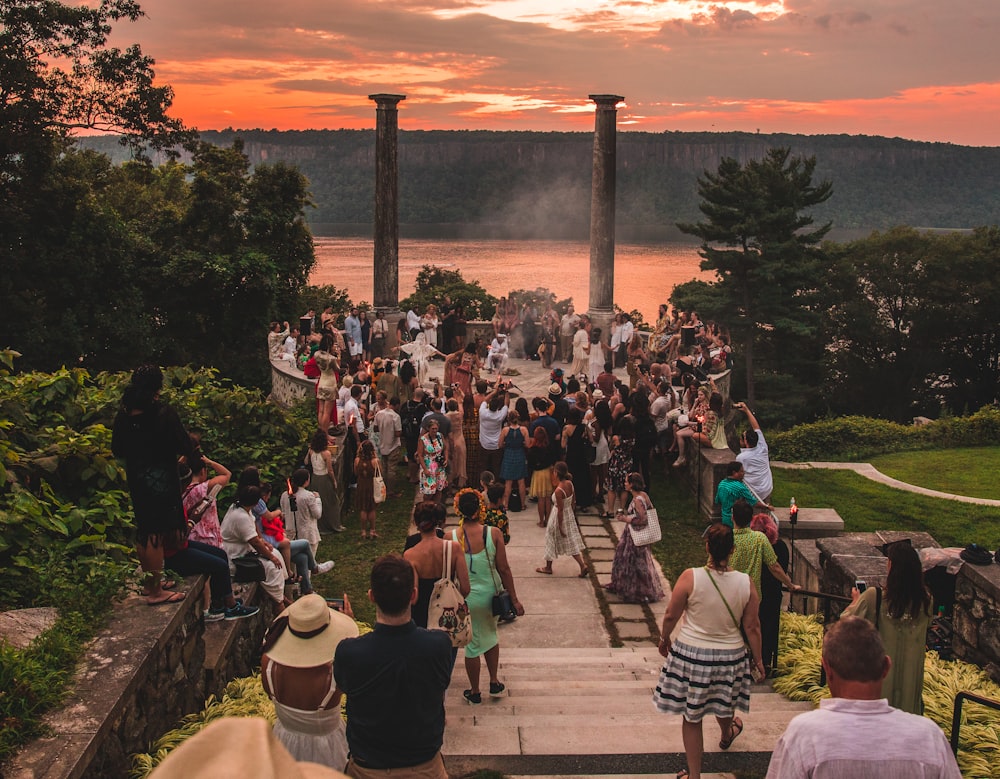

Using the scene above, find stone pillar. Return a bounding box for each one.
[587,94,623,349]
[369,93,406,346]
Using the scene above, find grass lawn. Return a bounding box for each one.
[647,468,708,580]
[868,446,1000,500]
[772,468,1000,549]
[310,476,417,626]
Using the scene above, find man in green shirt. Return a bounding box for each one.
[730,500,799,596]
[714,461,771,527]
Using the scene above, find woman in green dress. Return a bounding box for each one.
[843,541,932,713]
[452,489,524,705]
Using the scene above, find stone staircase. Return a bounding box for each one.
[442,645,809,777]
[431,490,812,778]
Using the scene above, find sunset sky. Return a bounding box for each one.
[115,0,1000,146]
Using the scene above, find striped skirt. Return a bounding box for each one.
[652,640,752,722]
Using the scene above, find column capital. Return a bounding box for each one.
[369,93,406,108]
[589,94,624,108]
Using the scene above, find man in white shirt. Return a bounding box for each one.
[649,381,676,454]
[734,402,772,502]
[485,334,509,375]
[618,314,634,368]
[279,328,298,366]
[766,616,961,779]
[559,304,580,363]
[406,307,421,341]
[373,395,403,497]
[478,382,509,476]
[344,308,363,358]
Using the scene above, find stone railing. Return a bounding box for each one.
[954,561,1000,680]
[4,580,277,779]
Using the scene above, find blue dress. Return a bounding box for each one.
[499,427,528,480]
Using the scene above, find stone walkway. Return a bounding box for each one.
[773,460,1000,506]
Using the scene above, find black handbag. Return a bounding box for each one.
[483,527,517,621]
[232,553,266,583]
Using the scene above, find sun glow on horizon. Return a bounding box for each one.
[432,0,788,32]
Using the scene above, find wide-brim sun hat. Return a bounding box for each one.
[148,717,349,779]
[264,593,359,668]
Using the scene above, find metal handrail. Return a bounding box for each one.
[950,691,1000,755]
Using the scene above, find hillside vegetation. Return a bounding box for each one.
[81,129,1000,234]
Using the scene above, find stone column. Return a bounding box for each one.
[587,94,623,350]
[369,93,406,346]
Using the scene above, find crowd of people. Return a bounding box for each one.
[113,291,954,779]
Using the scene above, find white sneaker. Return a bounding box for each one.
[314,560,335,575]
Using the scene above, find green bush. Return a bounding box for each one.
[0,358,315,761]
[770,406,1000,462]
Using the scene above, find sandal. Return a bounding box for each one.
[370,531,379,539]
[578,568,590,578]
[719,716,743,750]
[146,590,185,606]
[676,770,689,779]
[535,567,553,575]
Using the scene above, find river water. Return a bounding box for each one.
[311,237,709,322]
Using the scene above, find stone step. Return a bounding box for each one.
[444,692,811,715]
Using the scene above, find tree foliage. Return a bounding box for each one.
[822,226,1000,418]
[677,147,833,413]
[400,265,497,321]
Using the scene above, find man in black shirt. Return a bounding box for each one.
[334,555,452,778]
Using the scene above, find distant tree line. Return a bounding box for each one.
[81,129,1000,233]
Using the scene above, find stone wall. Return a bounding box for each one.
[4,579,273,779]
[953,561,1000,681]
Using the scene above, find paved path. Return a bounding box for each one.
[773,460,1000,506]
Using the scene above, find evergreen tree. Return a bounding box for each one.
[677,148,833,409]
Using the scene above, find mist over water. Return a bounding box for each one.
[311,237,709,322]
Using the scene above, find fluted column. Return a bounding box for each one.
[369,93,405,314]
[587,94,623,341]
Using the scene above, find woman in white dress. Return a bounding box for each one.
[402,332,446,387]
[535,462,589,577]
[261,593,359,769]
[421,304,440,349]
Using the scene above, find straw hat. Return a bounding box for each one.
[149,717,348,779]
[264,593,359,668]
[591,389,605,400]
[548,382,563,397]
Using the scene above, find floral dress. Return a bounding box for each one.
[608,493,664,603]
[607,435,636,493]
[419,432,447,495]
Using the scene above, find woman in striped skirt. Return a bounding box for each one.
[653,523,764,779]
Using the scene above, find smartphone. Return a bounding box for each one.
[327,598,345,611]
[855,580,867,593]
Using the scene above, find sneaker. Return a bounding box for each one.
[204,608,225,622]
[224,603,260,621]
[314,560,335,575]
[489,682,505,697]
[463,689,482,705]
[332,527,346,533]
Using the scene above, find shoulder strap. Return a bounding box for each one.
[442,539,451,581]
[318,667,337,708]
[704,566,742,632]
[265,659,276,690]
[874,586,882,630]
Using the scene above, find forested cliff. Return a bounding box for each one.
[82,130,1000,235]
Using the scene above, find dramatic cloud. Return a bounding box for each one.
[113,0,1000,144]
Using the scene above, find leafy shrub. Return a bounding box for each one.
[0,358,315,760]
[770,406,1000,462]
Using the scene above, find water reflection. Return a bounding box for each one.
[311,237,708,322]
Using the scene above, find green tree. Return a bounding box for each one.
[401,265,497,321]
[677,148,833,410]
